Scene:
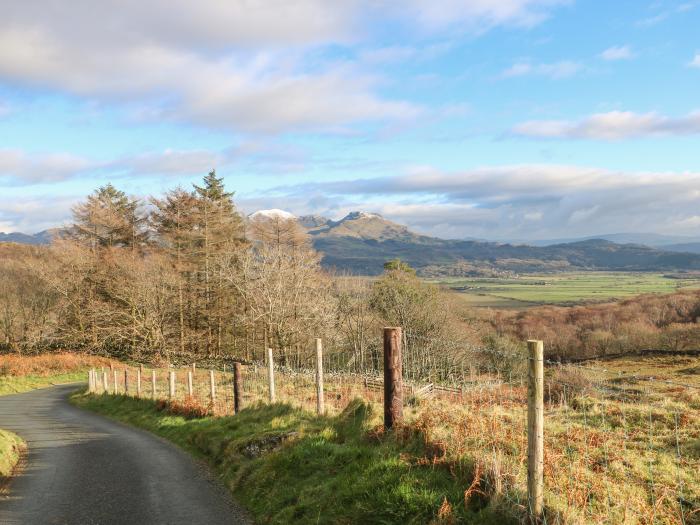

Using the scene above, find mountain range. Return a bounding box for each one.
[3,213,700,275]
[293,211,700,275]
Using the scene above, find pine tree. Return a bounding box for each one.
[150,188,200,355]
[191,171,246,355]
[71,184,147,251]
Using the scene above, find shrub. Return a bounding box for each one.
[545,366,594,405]
[155,396,210,419]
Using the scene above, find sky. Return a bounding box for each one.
[1,0,700,240]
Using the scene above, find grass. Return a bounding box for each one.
[0,371,90,396]
[432,272,700,308]
[0,352,117,396]
[72,393,511,525]
[0,429,24,479]
[79,353,700,524]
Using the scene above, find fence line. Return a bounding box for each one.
[86,332,699,524]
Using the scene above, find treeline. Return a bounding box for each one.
[0,173,459,376]
[487,289,700,360]
[3,172,699,369]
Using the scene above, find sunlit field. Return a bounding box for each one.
[432,272,700,309]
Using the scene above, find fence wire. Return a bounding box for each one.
[88,338,700,525]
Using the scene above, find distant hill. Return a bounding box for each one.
[4,216,700,275]
[0,229,58,245]
[663,242,700,254]
[530,232,700,248]
[302,213,700,275]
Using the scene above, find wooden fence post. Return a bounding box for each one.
[383,327,403,430]
[267,348,276,402]
[527,339,544,522]
[88,369,93,392]
[169,371,175,400]
[102,370,108,393]
[151,370,156,400]
[124,370,129,396]
[209,370,216,404]
[113,369,118,395]
[187,370,194,397]
[233,362,242,414]
[136,367,142,397]
[315,338,325,415]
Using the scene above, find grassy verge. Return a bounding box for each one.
[0,352,119,396]
[72,392,511,525]
[0,371,87,396]
[0,428,25,483]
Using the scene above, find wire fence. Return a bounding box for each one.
[87,334,700,525]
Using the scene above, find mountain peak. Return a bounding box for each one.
[341,211,383,222]
[249,209,296,220]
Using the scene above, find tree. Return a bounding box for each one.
[191,171,246,355]
[369,259,451,380]
[71,184,147,252]
[225,213,335,365]
[150,188,200,355]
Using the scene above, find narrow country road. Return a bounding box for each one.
[0,384,249,525]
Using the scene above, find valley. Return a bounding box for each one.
[432,271,700,309]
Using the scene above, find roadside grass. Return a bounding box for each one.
[0,353,116,396]
[74,354,700,524]
[0,371,89,396]
[0,428,24,479]
[72,392,511,525]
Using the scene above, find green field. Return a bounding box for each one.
[431,272,700,309]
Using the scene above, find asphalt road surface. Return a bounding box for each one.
[0,384,249,525]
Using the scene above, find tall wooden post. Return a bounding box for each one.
[209,370,216,404]
[383,327,403,430]
[124,370,129,395]
[233,362,242,414]
[527,340,544,522]
[88,369,94,393]
[169,371,175,400]
[267,348,276,402]
[187,370,194,397]
[113,369,118,395]
[315,338,325,415]
[136,367,142,397]
[102,370,108,393]
[151,370,156,400]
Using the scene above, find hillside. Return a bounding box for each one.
[303,212,700,275]
[0,230,56,245]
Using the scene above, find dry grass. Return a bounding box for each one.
[89,354,700,524]
[0,353,117,377]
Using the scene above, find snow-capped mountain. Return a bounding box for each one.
[248,209,296,220]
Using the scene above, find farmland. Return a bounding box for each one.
[432,271,700,309]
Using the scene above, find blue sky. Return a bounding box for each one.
[1,0,700,240]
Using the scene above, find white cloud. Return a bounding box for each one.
[0,142,310,185]
[689,53,700,68]
[600,45,633,61]
[0,149,94,183]
[512,110,700,140]
[401,0,569,31]
[0,194,78,233]
[0,1,564,134]
[262,164,700,238]
[501,60,582,79]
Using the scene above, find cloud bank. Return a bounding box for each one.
[512,111,700,140]
[253,164,700,239]
[0,0,564,134]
